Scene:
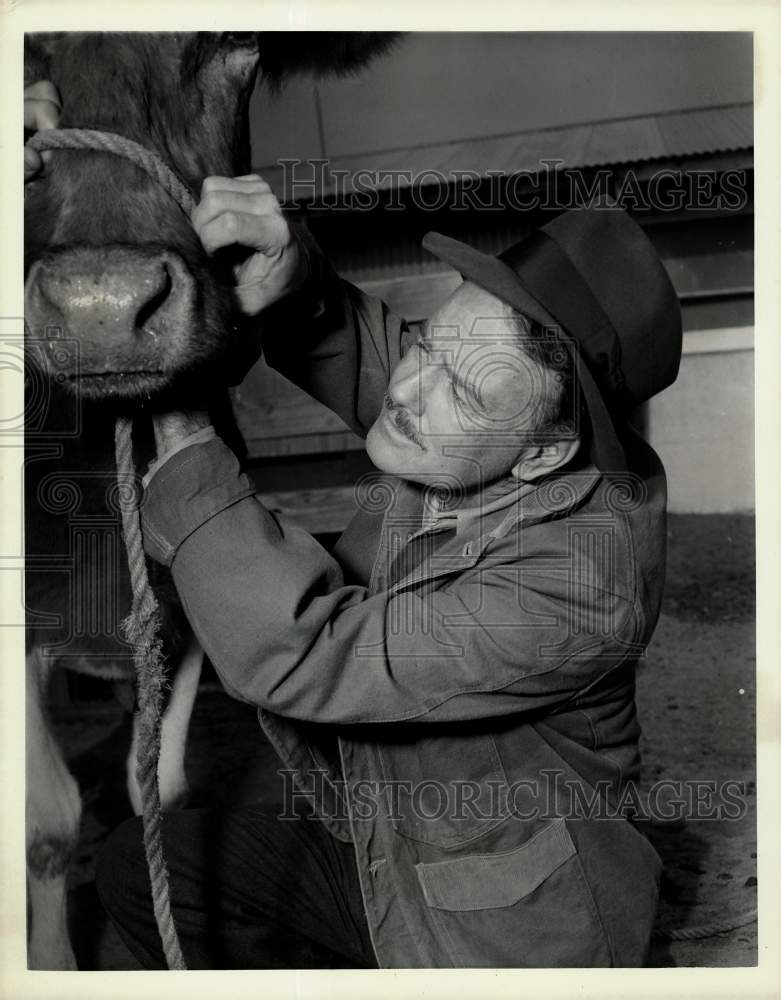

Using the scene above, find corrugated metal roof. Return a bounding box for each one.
[260,103,752,201]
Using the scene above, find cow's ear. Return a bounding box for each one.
[222,35,261,83]
[256,31,401,89]
[222,32,257,51]
[182,32,260,86]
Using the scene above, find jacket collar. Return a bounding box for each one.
[418,476,538,536]
[385,463,602,594]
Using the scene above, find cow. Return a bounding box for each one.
[23,30,396,970]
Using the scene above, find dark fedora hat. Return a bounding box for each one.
[422,201,682,473]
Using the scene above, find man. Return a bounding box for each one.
[25,87,682,968]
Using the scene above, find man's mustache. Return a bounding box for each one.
[384,394,423,447]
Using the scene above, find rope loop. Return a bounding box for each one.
[26,129,197,216]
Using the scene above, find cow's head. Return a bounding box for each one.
[24,31,396,404]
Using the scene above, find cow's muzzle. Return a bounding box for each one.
[25,246,198,397]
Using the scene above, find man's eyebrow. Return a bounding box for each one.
[421,318,457,347]
[419,324,480,398]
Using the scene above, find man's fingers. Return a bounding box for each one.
[24,81,62,107]
[24,146,42,181]
[24,97,61,132]
[197,210,290,256]
[23,81,61,181]
[200,174,273,199]
[24,81,62,131]
[192,190,281,232]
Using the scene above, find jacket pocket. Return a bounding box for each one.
[415,819,612,967]
[377,726,512,848]
[416,817,575,910]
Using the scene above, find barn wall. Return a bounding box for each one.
[250,32,753,164]
[233,208,755,519]
[646,328,754,514]
[240,33,755,520]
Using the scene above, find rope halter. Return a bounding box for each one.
[25,126,197,971]
[26,128,197,217]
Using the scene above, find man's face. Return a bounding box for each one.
[366,282,556,490]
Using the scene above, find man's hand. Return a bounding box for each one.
[155,175,311,453]
[151,410,212,464]
[25,87,306,315]
[24,81,61,180]
[25,88,308,457]
[192,174,309,316]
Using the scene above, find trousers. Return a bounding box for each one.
[95,804,377,969]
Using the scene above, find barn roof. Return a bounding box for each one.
[260,102,753,202]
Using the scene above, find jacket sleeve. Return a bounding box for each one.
[141,437,641,725]
[258,245,415,436]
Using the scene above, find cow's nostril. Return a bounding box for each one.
[25,248,194,370]
[135,264,173,333]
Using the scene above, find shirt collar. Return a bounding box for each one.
[419,475,537,536]
[415,463,602,541]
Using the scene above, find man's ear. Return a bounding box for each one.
[511,436,581,482]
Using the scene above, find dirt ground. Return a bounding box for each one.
[52,512,757,970]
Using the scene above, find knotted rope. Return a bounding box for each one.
[27,128,196,970]
[114,418,186,970]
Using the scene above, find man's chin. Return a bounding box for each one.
[368,427,442,486]
[365,424,397,474]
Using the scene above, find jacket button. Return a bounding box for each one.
[368,858,386,877]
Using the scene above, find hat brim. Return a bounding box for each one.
[422,232,561,331]
[421,231,629,473]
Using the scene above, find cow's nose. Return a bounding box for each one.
[24,247,199,375]
[28,254,173,344]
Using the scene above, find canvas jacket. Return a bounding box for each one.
[140,269,666,968]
